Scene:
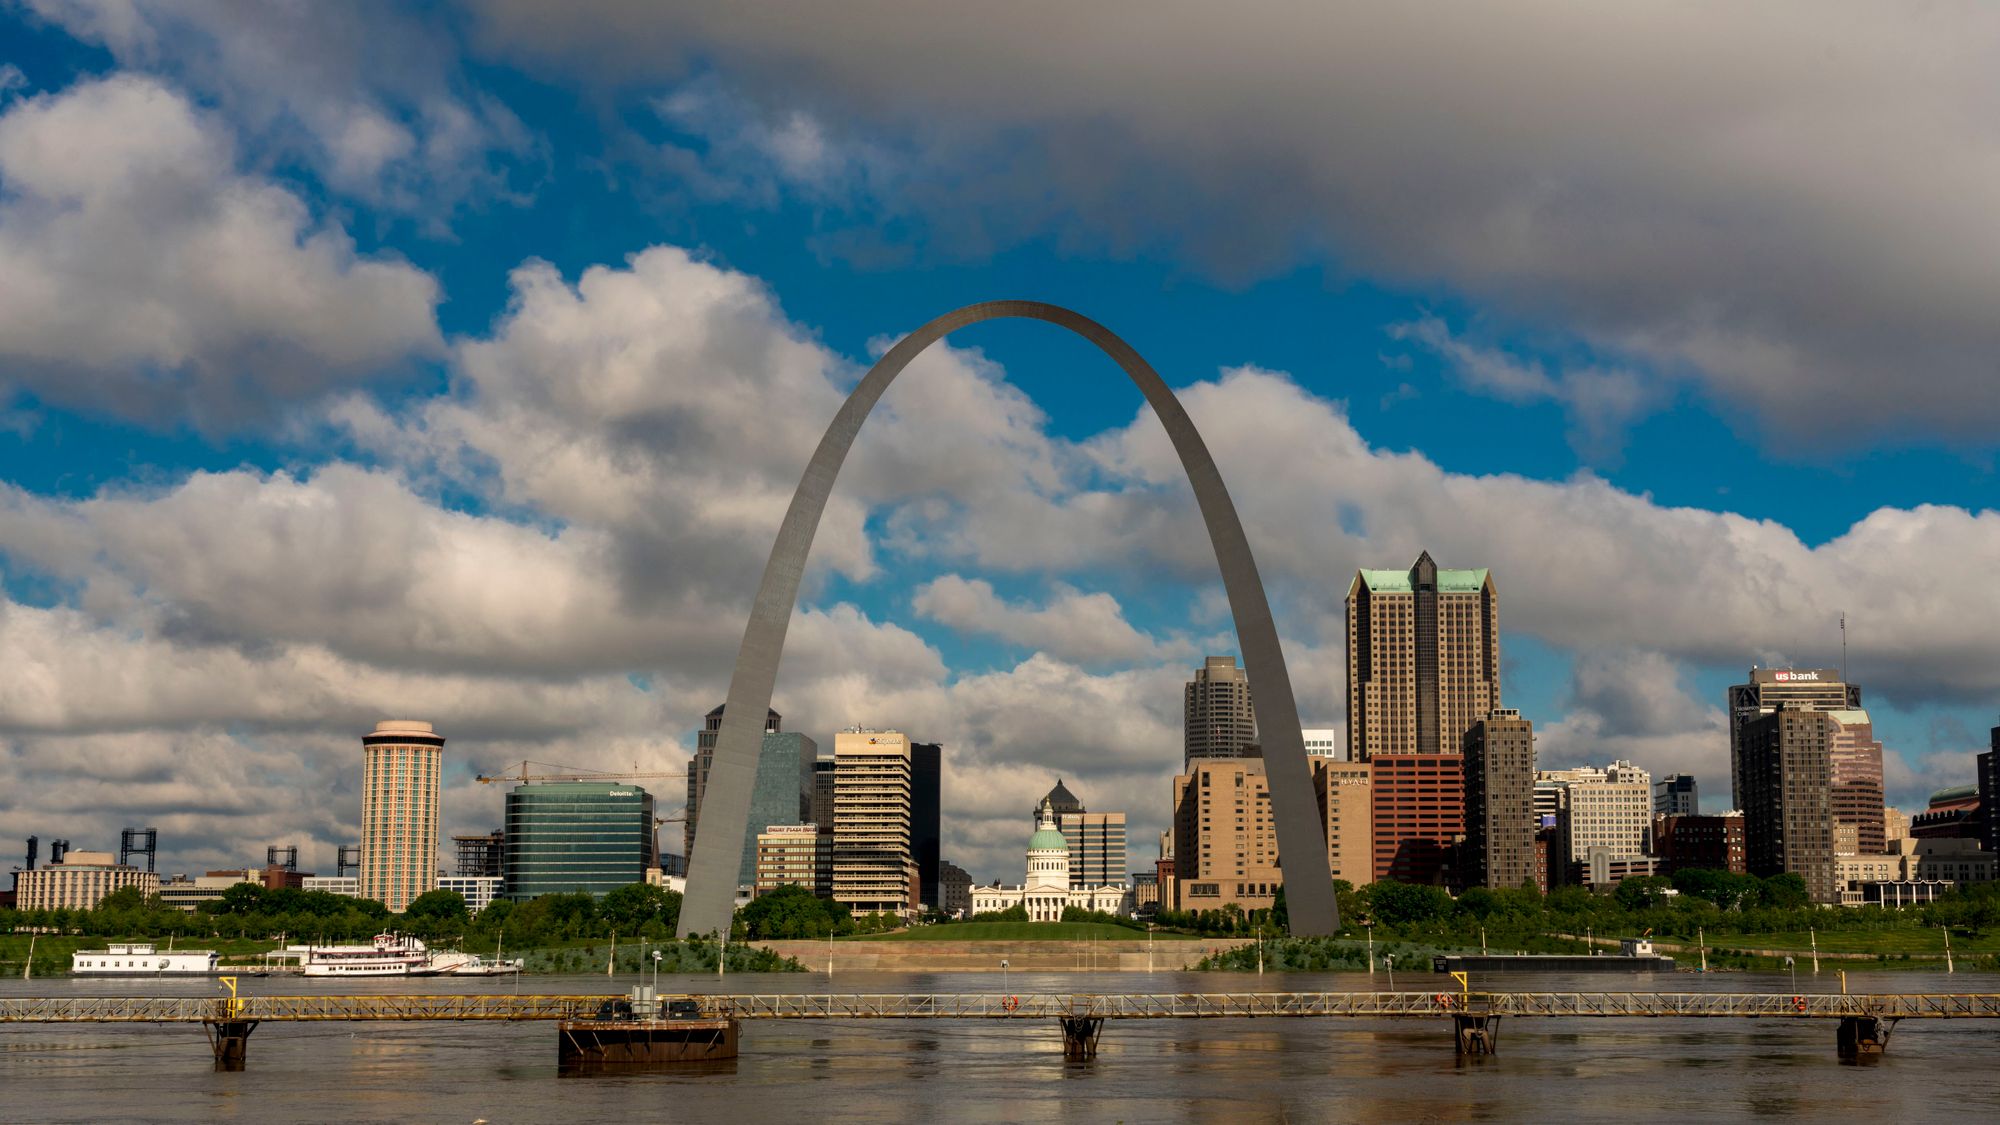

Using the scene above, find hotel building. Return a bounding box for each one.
[359,719,444,912]
[1346,551,1499,760]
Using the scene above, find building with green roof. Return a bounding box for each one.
[1346,550,1500,759]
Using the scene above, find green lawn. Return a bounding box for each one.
[844,922,1204,942]
[0,934,284,975]
[1719,929,2000,956]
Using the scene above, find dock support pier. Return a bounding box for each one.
[1453,1012,1500,1057]
[1059,1016,1104,1060]
[1837,1015,1896,1061]
[203,1020,258,1071]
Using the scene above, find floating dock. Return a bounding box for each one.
[557,1017,739,1068]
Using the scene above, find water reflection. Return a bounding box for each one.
[2,969,1998,1122]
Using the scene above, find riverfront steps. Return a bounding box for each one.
[6,992,1997,1065]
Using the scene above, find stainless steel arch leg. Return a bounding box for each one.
[677,301,1338,938]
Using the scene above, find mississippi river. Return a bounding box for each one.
[4,969,1998,1122]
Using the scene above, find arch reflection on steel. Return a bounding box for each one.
[677,301,1338,938]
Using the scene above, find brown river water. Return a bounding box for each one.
[3,968,1997,1123]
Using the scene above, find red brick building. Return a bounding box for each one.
[1653,813,1746,875]
[1370,754,1464,885]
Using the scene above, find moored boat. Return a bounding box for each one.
[71,942,221,976]
[294,933,522,976]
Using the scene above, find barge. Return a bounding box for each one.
[1435,938,1676,974]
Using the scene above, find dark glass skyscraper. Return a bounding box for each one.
[911,741,941,910]
[1979,726,1998,858]
[685,704,781,863]
[503,782,655,900]
[734,732,818,885]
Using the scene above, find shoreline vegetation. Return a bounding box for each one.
[1193,875,2000,973]
[6,871,1998,978]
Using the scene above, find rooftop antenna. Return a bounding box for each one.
[1839,612,1847,680]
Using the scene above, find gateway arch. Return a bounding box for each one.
[678,300,1339,938]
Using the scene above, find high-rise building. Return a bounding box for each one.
[1185,656,1256,763]
[359,719,443,912]
[753,824,831,898]
[1464,710,1536,890]
[911,741,942,909]
[1369,754,1465,884]
[1653,774,1699,816]
[811,759,837,836]
[1346,551,1499,760]
[1727,668,1858,811]
[1827,710,1887,856]
[832,729,918,917]
[685,704,782,863]
[1170,756,1281,914]
[502,782,656,900]
[726,731,819,886]
[1740,707,1838,904]
[1538,761,1653,869]
[1653,813,1746,874]
[1042,779,1128,888]
[1980,727,1999,858]
[1313,759,1374,886]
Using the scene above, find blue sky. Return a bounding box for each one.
[1,2,1996,881]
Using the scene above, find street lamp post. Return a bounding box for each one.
[1001,958,1010,993]
[652,948,663,994]
[1385,954,1395,992]
[1785,955,1797,993]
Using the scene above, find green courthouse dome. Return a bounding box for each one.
[1028,826,1070,852]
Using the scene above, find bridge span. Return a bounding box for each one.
[5,991,1996,1066]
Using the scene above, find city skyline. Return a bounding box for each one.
[2,5,1998,888]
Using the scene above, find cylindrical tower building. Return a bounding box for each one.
[359,719,444,912]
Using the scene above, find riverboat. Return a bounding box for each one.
[296,933,522,977]
[71,942,222,976]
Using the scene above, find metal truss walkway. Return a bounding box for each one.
[4,991,1998,1023]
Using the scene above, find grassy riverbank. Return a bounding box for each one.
[1196,931,2000,973]
[845,921,1203,942]
[0,934,284,977]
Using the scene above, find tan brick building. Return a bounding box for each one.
[1346,551,1499,760]
[1170,756,1281,914]
[1313,759,1374,886]
[753,824,831,898]
[16,851,158,911]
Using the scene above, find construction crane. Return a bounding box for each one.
[475,761,687,785]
